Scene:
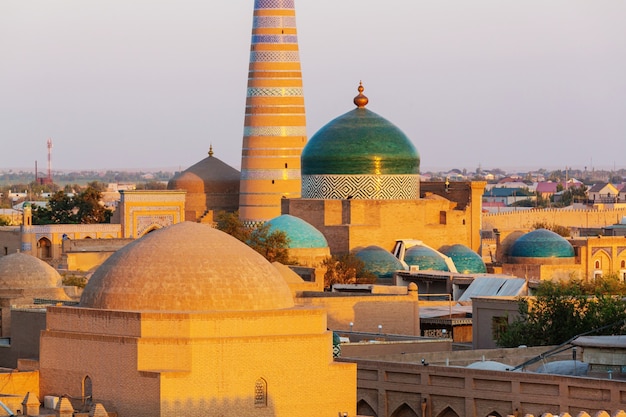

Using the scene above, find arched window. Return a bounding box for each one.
[82,375,93,407]
[595,260,601,269]
[38,237,52,259]
[254,378,267,407]
[621,260,625,269]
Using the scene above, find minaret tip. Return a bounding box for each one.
[353,81,369,108]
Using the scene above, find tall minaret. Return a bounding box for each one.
[239,0,307,224]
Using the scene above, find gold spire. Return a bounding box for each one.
[208,144,214,157]
[353,81,369,108]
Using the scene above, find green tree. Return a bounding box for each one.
[214,211,251,242]
[321,253,376,289]
[496,277,626,348]
[247,223,294,264]
[214,211,294,264]
[32,186,112,224]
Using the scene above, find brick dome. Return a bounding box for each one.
[0,252,62,289]
[80,222,295,311]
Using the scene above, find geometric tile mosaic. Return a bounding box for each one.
[302,174,420,200]
[252,35,298,44]
[250,51,301,63]
[253,16,296,29]
[247,87,304,97]
[243,126,307,137]
[255,0,295,9]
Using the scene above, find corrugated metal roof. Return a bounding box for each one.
[458,277,526,301]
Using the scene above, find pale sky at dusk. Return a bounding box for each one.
[1,1,625,173]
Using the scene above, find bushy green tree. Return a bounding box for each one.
[496,276,626,348]
[214,211,294,264]
[321,254,376,289]
[32,186,112,224]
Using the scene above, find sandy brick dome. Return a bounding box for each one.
[80,221,295,311]
[0,252,63,289]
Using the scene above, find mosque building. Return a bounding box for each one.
[167,145,240,223]
[281,84,485,257]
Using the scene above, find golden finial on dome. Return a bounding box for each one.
[208,144,214,157]
[353,81,369,108]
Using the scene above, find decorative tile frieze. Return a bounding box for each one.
[249,51,301,63]
[241,169,301,180]
[254,0,295,9]
[253,16,297,29]
[251,35,298,44]
[243,126,307,137]
[302,175,420,200]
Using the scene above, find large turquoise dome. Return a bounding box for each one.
[404,245,449,272]
[301,109,420,176]
[509,228,574,258]
[440,244,487,274]
[354,246,406,281]
[266,214,328,249]
[300,84,420,200]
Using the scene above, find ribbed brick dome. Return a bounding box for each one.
[80,222,294,312]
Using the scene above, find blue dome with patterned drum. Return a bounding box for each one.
[509,228,574,258]
[266,215,328,249]
[440,244,487,274]
[354,246,406,281]
[404,246,449,272]
[300,84,421,200]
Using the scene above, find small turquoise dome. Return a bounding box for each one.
[301,84,419,176]
[404,246,449,272]
[509,228,574,258]
[354,246,406,281]
[266,215,328,249]
[440,244,487,274]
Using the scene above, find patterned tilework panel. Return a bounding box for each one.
[243,126,307,137]
[255,0,295,9]
[247,87,303,97]
[302,175,420,200]
[252,35,298,44]
[240,169,301,181]
[253,16,297,29]
[249,51,301,63]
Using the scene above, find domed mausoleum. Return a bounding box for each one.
[440,244,487,274]
[355,245,406,282]
[41,222,356,417]
[167,146,240,222]
[301,83,420,200]
[81,221,293,311]
[508,228,575,264]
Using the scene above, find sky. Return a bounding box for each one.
[1,1,625,174]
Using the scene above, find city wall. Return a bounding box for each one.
[484,207,626,233]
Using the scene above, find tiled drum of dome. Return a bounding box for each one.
[240,0,307,223]
[302,175,419,200]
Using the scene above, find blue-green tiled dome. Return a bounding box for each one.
[301,87,419,176]
[266,215,328,249]
[509,228,574,258]
[404,246,449,271]
[354,245,406,281]
[440,244,487,274]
